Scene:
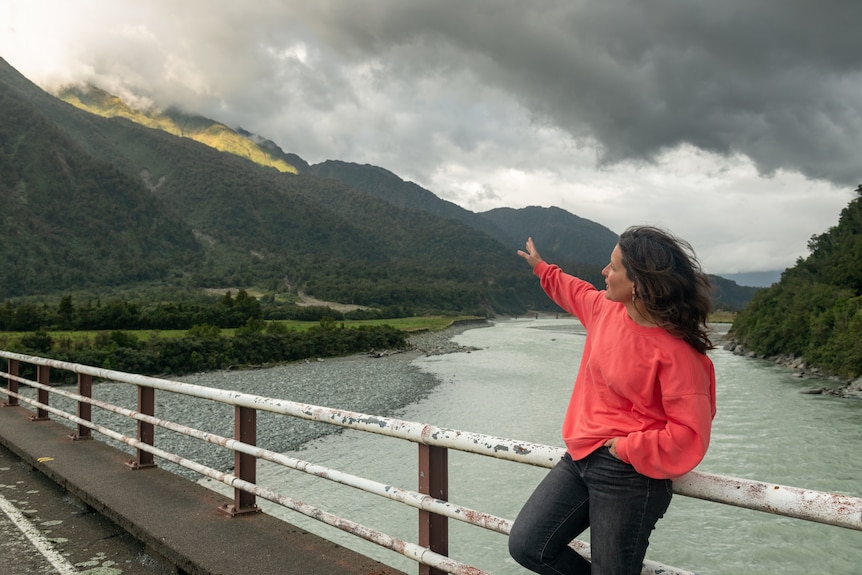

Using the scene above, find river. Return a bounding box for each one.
[203,318,862,575]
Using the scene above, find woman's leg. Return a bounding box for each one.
[585,447,673,575]
[508,453,592,575]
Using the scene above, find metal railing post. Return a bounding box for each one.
[126,385,157,469]
[70,373,93,440]
[418,444,448,575]
[0,348,860,575]
[220,405,259,516]
[31,364,50,421]
[1,359,18,407]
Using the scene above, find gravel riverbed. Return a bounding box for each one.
[49,320,490,480]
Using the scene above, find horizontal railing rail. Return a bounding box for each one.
[1,350,860,575]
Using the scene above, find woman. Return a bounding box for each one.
[508,226,716,575]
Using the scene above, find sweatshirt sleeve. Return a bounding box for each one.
[615,356,716,479]
[534,261,603,323]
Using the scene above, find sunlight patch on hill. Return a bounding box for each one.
[57,84,299,174]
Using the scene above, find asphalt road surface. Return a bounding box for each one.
[0,442,172,575]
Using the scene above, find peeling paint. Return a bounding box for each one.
[2,347,860,575]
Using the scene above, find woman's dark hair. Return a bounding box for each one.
[618,225,714,354]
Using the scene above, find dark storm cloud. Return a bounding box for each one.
[12,0,858,186]
[287,0,862,186]
[4,0,859,273]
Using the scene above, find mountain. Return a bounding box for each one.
[479,205,618,266]
[305,161,621,265]
[303,161,623,290]
[707,275,760,311]
[1,57,756,314]
[1,58,545,313]
[0,66,201,296]
[307,160,515,247]
[57,84,306,174]
[719,270,781,288]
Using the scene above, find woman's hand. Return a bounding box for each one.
[604,437,621,459]
[517,237,545,268]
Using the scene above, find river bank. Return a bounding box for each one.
[722,339,862,399]
[71,316,858,484]
[116,320,492,479]
[254,316,862,575]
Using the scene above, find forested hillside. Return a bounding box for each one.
[302,163,621,294]
[308,160,514,246]
[57,84,306,174]
[1,56,756,317]
[480,206,617,265]
[0,79,201,295]
[730,186,862,378]
[0,58,545,314]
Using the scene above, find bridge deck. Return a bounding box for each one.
[0,405,407,575]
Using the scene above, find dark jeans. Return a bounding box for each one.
[508,448,673,575]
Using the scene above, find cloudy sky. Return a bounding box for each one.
[3,1,860,278]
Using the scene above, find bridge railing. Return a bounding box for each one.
[1,350,860,575]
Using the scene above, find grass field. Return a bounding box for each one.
[0,315,483,342]
[0,312,735,343]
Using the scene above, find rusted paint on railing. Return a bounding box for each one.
[3,382,515,533]
[674,470,862,531]
[0,387,493,575]
[126,384,156,469]
[1,358,19,407]
[0,351,556,461]
[220,474,494,575]
[419,443,449,575]
[222,405,259,516]
[33,365,50,421]
[70,373,93,440]
[2,353,861,533]
[2,349,861,575]
[0,385,701,575]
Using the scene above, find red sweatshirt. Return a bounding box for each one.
[535,261,716,479]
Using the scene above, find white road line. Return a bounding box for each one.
[0,491,78,575]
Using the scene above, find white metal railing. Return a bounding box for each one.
[1,350,860,575]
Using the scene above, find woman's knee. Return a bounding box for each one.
[507,518,538,567]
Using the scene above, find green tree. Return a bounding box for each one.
[57,295,75,329]
[731,186,862,378]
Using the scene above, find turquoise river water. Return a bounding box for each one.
[208,318,862,574]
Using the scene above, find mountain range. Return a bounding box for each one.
[0,58,756,314]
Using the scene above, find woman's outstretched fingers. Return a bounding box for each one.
[517,237,542,268]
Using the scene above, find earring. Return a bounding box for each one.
[632,290,637,302]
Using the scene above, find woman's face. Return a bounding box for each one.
[601,245,635,303]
